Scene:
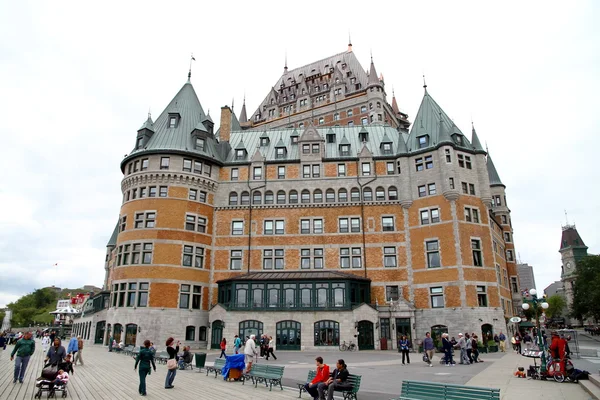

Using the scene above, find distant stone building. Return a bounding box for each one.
[559,225,589,325]
[75,44,521,350]
[544,281,565,298]
[517,263,537,293]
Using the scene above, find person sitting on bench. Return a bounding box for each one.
[305,357,330,399]
[317,359,352,400]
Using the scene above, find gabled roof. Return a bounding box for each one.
[486,154,505,187]
[138,115,154,132]
[406,90,473,152]
[106,222,119,247]
[560,226,588,250]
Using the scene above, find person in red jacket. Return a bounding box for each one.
[304,357,330,400]
[219,338,227,358]
[549,331,566,361]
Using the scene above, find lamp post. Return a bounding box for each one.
[521,288,549,373]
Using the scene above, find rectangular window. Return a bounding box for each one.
[231,168,239,181]
[312,144,320,153]
[477,286,487,307]
[472,209,479,223]
[465,155,472,169]
[340,248,350,268]
[232,221,243,235]
[506,249,514,262]
[189,189,197,201]
[340,145,350,156]
[183,159,192,172]
[465,208,472,222]
[418,185,426,198]
[351,247,362,268]
[445,149,451,163]
[504,232,511,242]
[384,247,397,267]
[179,285,190,309]
[142,243,153,264]
[386,285,399,301]
[314,249,323,269]
[313,219,323,234]
[230,250,242,270]
[131,188,137,199]
[415,157,424,171]
[198,191,206,203]
[469,184,475,195]
[361,163,371,176]
[120,215,127,232]
[301,249,311,269]
[159,186,168,197]
[351,217,361,232]
[425,155,433,169]
[196,138,205,151]
[253,166,262,180]
[301,219,311,234]
[134,211,156,229]
[428,183,436,195]
[511,277,519,293]
[160,157,170,170]
[303,165,311,178]
[191,285,201,309]
[382,143,392,154]
[430,287,444,308]
[278,166,285,179]
[501,215,508,224]
[194,161,202,174]
[337,164,346,176]
[138,282,149,307]
[140,159,148,171]
[386,162,395,175]
[431,208,440,223]
[264,220,274,235]
[382,216,394,231]
[133,160,139,172]
[418,135,428,148]
[302,144,310,154]
[458,154,465,168]
[338,218,349,233]
[312,165,320,178]
[139,187,147,198]
[461,182,468,194]
[426,240,441,268]
[449,177,455,189]
[472,239,483,266]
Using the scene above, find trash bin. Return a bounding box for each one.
[195,352,207,372]
[380,337,388,350]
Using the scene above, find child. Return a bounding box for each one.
[60,354,74,375]
[514,366,526,378]
[52,369,69,388]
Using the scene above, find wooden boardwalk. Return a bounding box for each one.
[0,341,295,399]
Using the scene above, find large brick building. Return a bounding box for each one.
[74,45,522,351]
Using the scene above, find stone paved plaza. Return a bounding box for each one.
[0,339,595,399]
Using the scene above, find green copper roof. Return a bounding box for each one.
[486,154,504,187]
[471,125,485,152]
[406,90,473,152]
[107,222,119,247]
[138,115,154,131]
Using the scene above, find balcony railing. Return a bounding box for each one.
[219,300,352,312]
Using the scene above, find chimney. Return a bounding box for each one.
[220,106,232,142]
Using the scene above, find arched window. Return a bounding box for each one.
[252,191,262,205]
[239,320,263,341]
[125,323,137,345]
[377,101,381,108]
[264,190,274,205]
[240,191,250,205]
[363,187,373,202]
[199,326,207,341]
[376,187,385,201]
[351,188,360,202]
[185,325,196,341]
[277,190,286,204]
[326,189,335,203]
[313,189,323,203]
[388,186,398,201]
[338,188,348,203]
[113,323,123,343]
[301,189,310,204]
[289,190,298,204]
[314,320,340,346]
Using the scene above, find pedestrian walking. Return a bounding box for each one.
[514,333,522,354]
[442,333,454,366]
[498,331,506,352]
[219,338,227,358]
[399,336,410,365]
[0,333,6,359]
[244,334,258,373]
[471,334,480,362]
[233,335,242,354]
[10,331,35,383]
[266,336,277,360]
[42,334,50,354]
[67,334,79,359]
[134,339,156,396]
[423,332,434,367]
[46,338,66,365]
[108,334,114,352]
[74,336,84,366]
[458,333,471,364]
[164,337,179,389]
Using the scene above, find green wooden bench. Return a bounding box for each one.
[123,345,134,355]
[206,358,226,378]
[298,370,362,400]
[155,351,168,364]
[394,380,500,400]
[242,364,285,391]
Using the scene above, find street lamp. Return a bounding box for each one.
[522,288,549,373]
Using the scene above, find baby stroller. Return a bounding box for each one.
[34,363,68,398]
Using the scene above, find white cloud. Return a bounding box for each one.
[0,0,597,306]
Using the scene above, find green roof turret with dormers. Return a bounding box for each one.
[406,89,474,153]
[139,115,154,132]
[486,154,505,188]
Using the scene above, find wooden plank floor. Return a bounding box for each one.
[0,341,295,399]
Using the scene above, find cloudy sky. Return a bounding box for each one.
[1,1,598,307]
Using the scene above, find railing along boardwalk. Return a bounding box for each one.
[0,341,292,400]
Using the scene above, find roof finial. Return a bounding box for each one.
[148,107,151,119]
[370,49,373,63]
[188,53,196,82]
[423,74,428,93]
[348,32,353,52]
[485,141,489,153]
[232,98,234,111]
[284,51,288,73]
[565,209,569,225]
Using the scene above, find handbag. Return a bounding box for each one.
[422,353,430,363]
[167,359,177,370]
[42,364,58,380]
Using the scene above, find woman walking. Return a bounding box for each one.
[134,340,156,396]
[219,338,227,358]
[42,334,50,354]
[265,336,277,360]
[164,337,179,389]
[46,338,66,365]
[442,333,454,366]
[399,335,410,365]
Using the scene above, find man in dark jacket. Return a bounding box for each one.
[318,359,352,400]
[10,332,36,383]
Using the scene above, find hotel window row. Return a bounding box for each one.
[116,243,153,266]
[111,282,149,308]
[230,216,396,235]
[123,185,168,202]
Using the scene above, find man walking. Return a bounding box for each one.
[423,332,434,367]
[233,335,242,354]
[498,331,506,352]
[457,333,470,365]
[67,334,79,360]
[10,331,35,383]
[244,334,257,373]
[75,336,84,366]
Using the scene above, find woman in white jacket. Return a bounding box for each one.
[42,334,51,353]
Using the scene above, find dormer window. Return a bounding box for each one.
[275,147,286,159]
[418,135,429,149]
[312,144,320,154]
[382,143,392,154]
[235,149,246,160]
[452,134,463,146]
[359,129,369,142]
[340,144,350,156]
[136,137,143,149]
[196,138,205,151]
[168,113,180,128]
[260,137,269,146]
[327,132,336,143]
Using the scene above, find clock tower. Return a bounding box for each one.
[559,224,588,325]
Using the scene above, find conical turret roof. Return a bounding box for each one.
[239,98,248,123]
[471,125,485,152]
[486,154,505,187]
[391,92,400,115]
[138,115,154,131]
[367,58,380,87]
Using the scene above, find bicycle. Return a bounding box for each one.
[339,340,357,351]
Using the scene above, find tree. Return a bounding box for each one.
[545,295,567,319]
[571,255,600,321]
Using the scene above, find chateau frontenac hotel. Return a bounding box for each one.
[73,43,522,351]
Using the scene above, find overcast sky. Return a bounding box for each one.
[1,1,598,308]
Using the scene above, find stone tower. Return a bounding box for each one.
[559,225,588,324]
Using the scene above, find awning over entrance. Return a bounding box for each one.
[519,322,535,328]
